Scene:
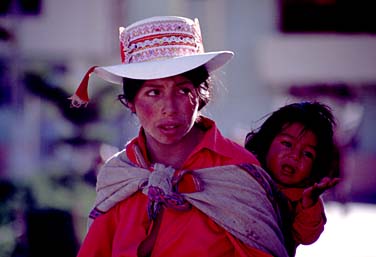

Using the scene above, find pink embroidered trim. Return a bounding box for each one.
[119,19,204,64]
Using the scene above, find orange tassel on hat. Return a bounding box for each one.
[69,66,98,108]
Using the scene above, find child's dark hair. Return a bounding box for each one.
[118,65,211,110]
[245,101,337,184]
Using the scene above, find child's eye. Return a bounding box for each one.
[281,140,292,148]
[303,151,316,160]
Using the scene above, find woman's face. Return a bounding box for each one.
[265,122,318,187]
[127,75,200,146]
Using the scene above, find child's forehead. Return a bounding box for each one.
[279,122,317,138]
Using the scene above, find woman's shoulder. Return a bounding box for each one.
[218,137,260,165]
[198,117,260,165]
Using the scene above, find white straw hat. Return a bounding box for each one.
[70,16,234,107]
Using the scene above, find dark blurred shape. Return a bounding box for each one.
[0,26,13,41]
[0,179,16,203]
[289,83,357,101]
[59,135,99,147]
[0,179,27,225]
[0,0,41,15]
[279,0,376,34]
[18,0,41,15]
[0,59,12,106]
[13,208,79,257]
[23,72,99,126]
[0,0,12,15]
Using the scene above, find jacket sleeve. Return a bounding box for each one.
[76,209,117,257]
[292,198,327,245]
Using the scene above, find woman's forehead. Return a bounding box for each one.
[142,75,192,86]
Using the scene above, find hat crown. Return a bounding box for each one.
[119,16,204,64]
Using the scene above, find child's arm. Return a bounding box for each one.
[291,177,340,246]
[301,177,341,209]
[292,198,326,246]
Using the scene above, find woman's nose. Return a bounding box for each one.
[161,93,178,115]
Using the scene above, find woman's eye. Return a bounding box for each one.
[146,89,160,96]
[179,87,192,95]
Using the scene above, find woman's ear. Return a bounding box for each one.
[127,102,136,113]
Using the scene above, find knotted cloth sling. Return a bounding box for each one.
[88,149,289,257]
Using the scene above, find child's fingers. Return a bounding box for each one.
[329,178,341,187]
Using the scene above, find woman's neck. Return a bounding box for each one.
[146,125,204,169]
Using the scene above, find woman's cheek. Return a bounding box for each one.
[136,101,157,116]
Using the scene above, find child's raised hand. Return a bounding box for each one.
[301,177,341,209]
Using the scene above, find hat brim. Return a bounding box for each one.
[94,51,234,85]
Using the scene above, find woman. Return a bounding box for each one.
[70,16,288,257]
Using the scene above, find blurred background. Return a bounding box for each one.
[0,0,375,256]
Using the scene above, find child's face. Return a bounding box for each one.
[265,122,317,187]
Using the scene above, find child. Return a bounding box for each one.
[244,101,340,256]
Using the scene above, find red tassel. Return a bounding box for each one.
[120,41,126,63]
[69,66,98,108]
[119,27,126,63]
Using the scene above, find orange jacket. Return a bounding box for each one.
[77,117,276,257]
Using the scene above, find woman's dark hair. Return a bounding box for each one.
[245,101,338,184]
[118,65,211,110]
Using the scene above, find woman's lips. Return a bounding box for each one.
[161,125,178,129]
[158,122,181,134]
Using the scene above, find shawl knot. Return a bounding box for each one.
[142,163,191,219]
